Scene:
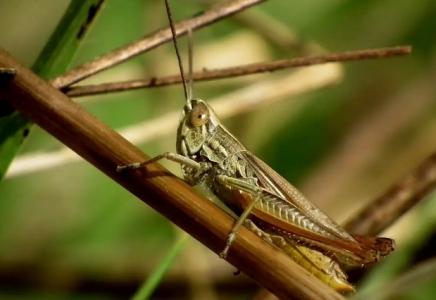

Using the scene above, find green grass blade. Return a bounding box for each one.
[131,234,189,300]
[0,0,105,181]
[33,0,106,79]
[0,113,30,179]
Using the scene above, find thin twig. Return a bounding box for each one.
[50,0,268,89]
[0,47,345,300]
[7,63,342,178]
[64,46,411,97]
[193,0,313,54]
[301,73,434,216]
[343,151,436,236]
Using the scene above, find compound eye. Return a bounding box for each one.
[190,102,210,127]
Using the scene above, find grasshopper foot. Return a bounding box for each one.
[116,163,141,172]
[219,232,237,259]
[219,249,228,259]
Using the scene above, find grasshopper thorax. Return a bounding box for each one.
[176,99,221,158]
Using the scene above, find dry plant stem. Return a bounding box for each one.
[343,152,436,236]
[65,46,411,97]
[50,0,267,89]
[0,50,345,300]
[181,0,311,53]
[216,4,308,53]
[301,74,430,211]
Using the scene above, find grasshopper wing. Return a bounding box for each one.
[238,151,394,263]
[241,151,355,241]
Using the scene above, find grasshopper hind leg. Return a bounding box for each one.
[244,219,274,244]
[244,220,355,293]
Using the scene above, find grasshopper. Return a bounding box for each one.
[118,0,395,292]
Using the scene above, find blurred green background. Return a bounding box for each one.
[1,0,436,299]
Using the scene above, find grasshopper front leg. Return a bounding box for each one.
[216,175,266,259]
[117,152,202,172]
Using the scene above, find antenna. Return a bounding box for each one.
[164,0,192,106]
[187,28,194,101]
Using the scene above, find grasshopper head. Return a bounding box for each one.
[177,99,220,156]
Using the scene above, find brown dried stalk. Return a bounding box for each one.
[0,48,345,300]
[194,0,309,53]
[343,151,436,236]
[65,46,411,97]
[50,0,268,89]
